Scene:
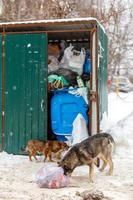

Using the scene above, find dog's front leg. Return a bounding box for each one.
[107,157,113,175]
[89,163,94,183]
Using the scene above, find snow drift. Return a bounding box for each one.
[101,92,133,148]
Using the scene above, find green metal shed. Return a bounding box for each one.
[0,18,108,154]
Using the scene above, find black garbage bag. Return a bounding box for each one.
[49,68,78,86]
[81,73,90,82]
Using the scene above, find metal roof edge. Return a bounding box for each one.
[0,17,106,34]
[0,17,98,26]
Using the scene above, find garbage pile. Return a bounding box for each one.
[48,41,91,144]
[48,41,91,90]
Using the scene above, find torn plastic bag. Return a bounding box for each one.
[68,87,89,104]
[36,165,70,189]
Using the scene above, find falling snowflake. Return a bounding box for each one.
[30,107,33,111]
[27,44,31,48]
[10,132,13,136]
[12,86,17,90]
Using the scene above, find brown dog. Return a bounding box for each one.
[26,139,69,162]
[43,141,69,162]
[26,139,46,161]
[58,133,115,182]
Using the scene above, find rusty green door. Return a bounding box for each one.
[4,33,47,154]
[0,35,2,150]
[97,24,108,121]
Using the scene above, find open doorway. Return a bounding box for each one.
[47,31,92,143]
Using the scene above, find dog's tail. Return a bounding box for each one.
[102,134,116,154]
[108,137,116,154]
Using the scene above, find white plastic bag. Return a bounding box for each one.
[69,48,85,73]
[68,87,89,104]
[48,55,60,73]
[72,114,89,145]
[63,43,74,60]
[60,44,73,69]
[36,165,70,189]
[60,44,85,75]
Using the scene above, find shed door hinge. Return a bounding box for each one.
[90,90,97,102]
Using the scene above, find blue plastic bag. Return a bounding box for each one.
[83,50,91,74]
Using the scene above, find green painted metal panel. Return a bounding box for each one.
[0,35,2,150]
[97,24,108,120]
[4,33,47,154]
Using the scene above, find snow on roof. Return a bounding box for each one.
[0,17,106,33]
[0,17,97,25]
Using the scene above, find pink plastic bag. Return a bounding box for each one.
[36,165,70,189]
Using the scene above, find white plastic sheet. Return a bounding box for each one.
[72,114,89,145]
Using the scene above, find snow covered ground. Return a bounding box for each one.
[0,92,133,200]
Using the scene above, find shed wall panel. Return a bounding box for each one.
[4,33,47,154]
[97,25,108,120]
[0,35,2,150]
